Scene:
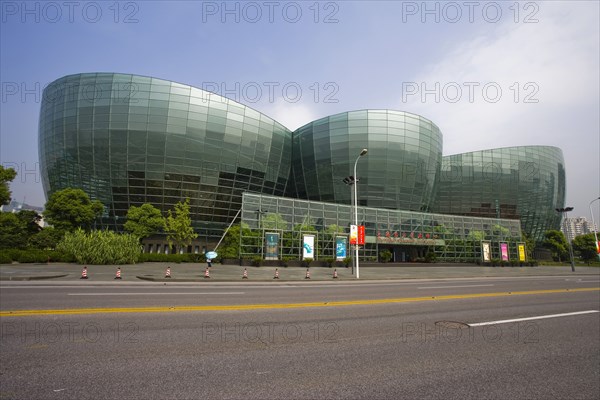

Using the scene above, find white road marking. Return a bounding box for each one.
[418,284,495,289]
[467,310,600,327]
[67,292,245,296]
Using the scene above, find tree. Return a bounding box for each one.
[0,166,17,205]
[522,232,536,260]
[572,233,598,263]
[261,213,288,230]
[218,222,258,259]
[15,210,42,237]
[325,224,346,235]
[0,212,28,249]
[30,227,64,250]
[124,203,165,240]
[165,198,198,253]
[43,188,104,231]
[543,230,569,262]
[467,230,486,242]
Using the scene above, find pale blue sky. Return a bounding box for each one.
[1,1,598,220]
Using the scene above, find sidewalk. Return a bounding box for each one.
[1,262,598,282]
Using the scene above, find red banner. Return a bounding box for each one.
[358,225,365,245]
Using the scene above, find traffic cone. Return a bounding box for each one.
[114,267,122,280]
[165,267,171,278]
[333,269,338,279]
[204,268,210,279]
[305,268,311,279]
[80,266,88,279]
[242,268,248,279]
[273,268,279,279]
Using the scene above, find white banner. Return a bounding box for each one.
[303,235,315,260]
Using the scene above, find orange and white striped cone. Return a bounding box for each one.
[114,267,122,280]
[165,267,171,278]
[242,268,248,279]
[333,269,338,279]
[80,266,88,279]
[204,268,210,279]
[305,268,311,279]
[273,268,279,279]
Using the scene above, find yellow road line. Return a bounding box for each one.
[1,287,598,317]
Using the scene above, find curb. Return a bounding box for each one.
[0,274,69,281]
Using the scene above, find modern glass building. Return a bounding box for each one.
[39,73,292,239]
[39,73,566,259]
[241,193,522,262]
[432,146,566,242]
[288,110,442,212]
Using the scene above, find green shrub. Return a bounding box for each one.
[251,256,262,267]
[140,253,178,263]
[57,229,142,264]
[16,249,48,263]
[0,252,13,264]
[47,250,76,262]
[379,249,392,263]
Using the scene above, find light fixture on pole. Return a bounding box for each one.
[589,197,600,261]
[555,206,575,272]
[354,148,368,279]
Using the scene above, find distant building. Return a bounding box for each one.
[0,200,46,228]
[561,217,597,242]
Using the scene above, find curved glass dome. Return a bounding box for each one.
[39,73,292,235]
[287,110,443,212]
[432,146,566,241]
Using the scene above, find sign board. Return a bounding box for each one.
[518,243,526,262]
[350,225,358,245]
[358,225,365,245]
[500,243,509,261]
[265,232,279,260]
[335,236,347,260]
[302,235,315,260]
[482,241,491,262]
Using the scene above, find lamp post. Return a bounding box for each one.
[556,207,575,272]
[590,197,600,261]
[354,149,368,279]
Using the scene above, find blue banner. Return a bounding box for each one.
[265,232,279,260]
[336,236,347,260]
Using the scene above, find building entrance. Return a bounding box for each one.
[379,245,428,262]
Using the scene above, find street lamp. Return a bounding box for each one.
[556,206,575,272]
[354,148,368,279]
[590,197,600,261]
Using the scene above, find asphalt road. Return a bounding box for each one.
[1,276,599,399]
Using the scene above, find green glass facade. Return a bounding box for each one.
[38,73,566,257]
[288,110,442,212]
[39,73,292,237]
[241,193,522,262]
[432,146,566,242]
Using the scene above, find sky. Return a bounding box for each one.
[1,0,599,222]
